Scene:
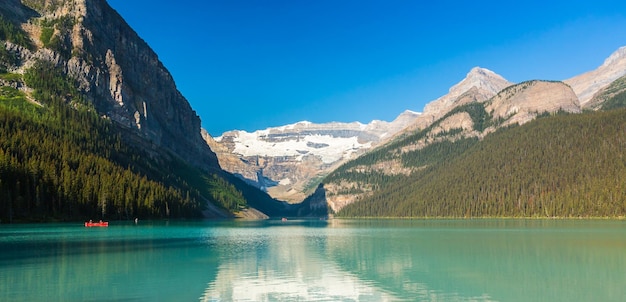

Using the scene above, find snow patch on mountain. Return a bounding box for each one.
[217,131,371,164]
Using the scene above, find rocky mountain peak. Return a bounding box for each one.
[601,46,626,67]
[457,67,509,95]
[565,46,626,107]
[467,66,499,81]
[423,67,512,116]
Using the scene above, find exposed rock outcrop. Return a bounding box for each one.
[585,75,626,110]
[212,113,420,202]
[3,0,219,171]
[486,80,580,127]
[565,46,626,107]
[424,67,513,116]
[406,67,512,131]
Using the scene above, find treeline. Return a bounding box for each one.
[600,75,626,111]
[337,109,626,218]
[0,61,248,222]
[324,102,492,201]
[0,15,33,73]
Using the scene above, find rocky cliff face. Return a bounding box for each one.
[2,0,219,170]
[585,75,626,110]
[405,67,513,132]
[424,67,513,116]
[212,113,420,202]
[565,46,626,107]
[486,80,580,127]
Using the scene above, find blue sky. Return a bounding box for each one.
[106,0,626,136]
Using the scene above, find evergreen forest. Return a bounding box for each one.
[334,108,626,218]
[0,61,255,222]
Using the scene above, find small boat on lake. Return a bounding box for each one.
[85,220,108,227]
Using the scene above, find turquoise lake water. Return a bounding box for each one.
[1,219,625,301]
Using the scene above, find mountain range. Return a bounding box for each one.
[208,111,420,202]
[211,46,626,210]
[320,47,626,217]
[1,0,626,220]
[0,0,304,221]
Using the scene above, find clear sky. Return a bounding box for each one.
[106,0,626,136]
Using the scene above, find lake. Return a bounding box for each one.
[1,219,625,301]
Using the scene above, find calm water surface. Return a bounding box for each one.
[1,219,625,301]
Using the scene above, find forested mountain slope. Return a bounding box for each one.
[0,0,299,222]
[588,74,626,111]
[321,80,581,213]
[335,108,626,218]
[320,69,626,217]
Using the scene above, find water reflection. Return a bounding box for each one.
[200,220,400,301]
[1,220,625,301]
[324,219,626,302]
[0,222,219,301]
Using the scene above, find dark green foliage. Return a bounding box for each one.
[0,14,30,73]
[0,85,23,99]
[39,26,53,46]
[337,109,626,218]
[0,61,251,222]
[443,102,492,132]
[0,101,201,222]
[0,85,43,116]
[595,75,626,111]
[0,72,22,81]
[24,60,83,106]
[323,102,492,203]
[38,16,75,59]
[0,47,18,73]
[0,15,33,50]
[221,173,295,217]
[163,158,246,213]
[206,174,246,211]
[601,90,626,111]
[401,137,478,168]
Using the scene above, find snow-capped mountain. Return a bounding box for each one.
[207,46,626,206]
[209,112,420,202]
[320,47,626,213]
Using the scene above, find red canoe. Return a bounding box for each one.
[85,221,109,227]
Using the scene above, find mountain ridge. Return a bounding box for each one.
[208,67,514,202]
[423,67,513,116]
[565,46,626,106]
[336,108,626,218]
[0,0,299,220]
[4,0,220,171]
[217,46,626,209]
[212,114,419,202]
[309,46,626,213]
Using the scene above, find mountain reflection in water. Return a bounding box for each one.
[1,219,625,301]
[199,220,401,301]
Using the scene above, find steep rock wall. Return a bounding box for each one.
[4,0,219,170]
